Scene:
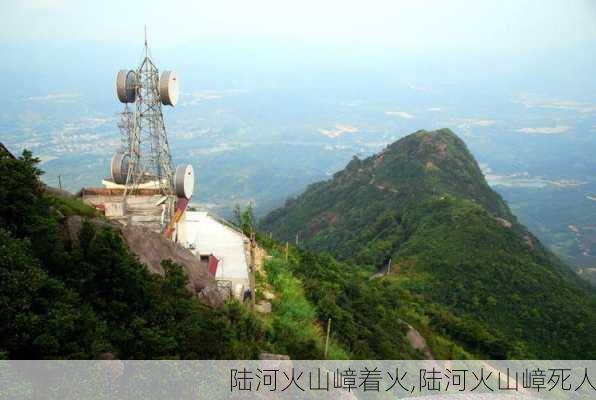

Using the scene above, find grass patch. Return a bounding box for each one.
[46,194,98,218]
[263,256,349,359]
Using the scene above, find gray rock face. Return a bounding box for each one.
[121,224,224,307]
[258,352,290,360]
[254,301,272,314]
[62,215,224,307]
[62,215,115,247]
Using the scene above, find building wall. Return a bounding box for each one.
[178,211,250,299]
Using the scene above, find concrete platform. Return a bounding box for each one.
[80,187,174,233]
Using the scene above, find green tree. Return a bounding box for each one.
[233,203,256,236]
[0,229,106,358]
[0,150,45,236]
[0,149,269,359]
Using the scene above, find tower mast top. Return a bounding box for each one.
[144,25,148,57]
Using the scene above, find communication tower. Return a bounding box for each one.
[110,30,194,233]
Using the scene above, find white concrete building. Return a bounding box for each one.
[177,211,250,299]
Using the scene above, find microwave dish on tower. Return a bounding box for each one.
[159,71,179,106]
[175,164,195,199]
[109,28,195,232]
[116,70,137,103]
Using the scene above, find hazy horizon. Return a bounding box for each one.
[1,0,595,267]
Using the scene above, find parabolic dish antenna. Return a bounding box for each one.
[110,151,130,184]
[116,70,137,103]
[159,70,179,106]
[174,164,194,199]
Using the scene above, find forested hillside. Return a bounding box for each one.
[3,132,594,360]
[0,149,268,359]
[261,129,596,358]
[0,147,359,360]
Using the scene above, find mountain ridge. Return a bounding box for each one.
[261,128,595,358]
[263,128,526,264]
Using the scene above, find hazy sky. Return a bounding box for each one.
[1,0,595,102]
[2,0,595,51]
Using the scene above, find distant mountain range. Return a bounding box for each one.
[262,128,596,358]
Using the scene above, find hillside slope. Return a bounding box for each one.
[0,148,268,359]
[261,128,596,358]
[0,146,353,360]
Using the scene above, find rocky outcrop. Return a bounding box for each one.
[254,301,272,314]
[62,215,116,245]
[121,224,224,306]
[494,217,512,228]
[62,215,223,307]
[400,319,433,360]
[258,352,290,360]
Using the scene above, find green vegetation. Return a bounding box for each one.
[234,205,350,359]
[497,182,596,270]
[255,237,473,359]
[0,148,351,360]
[261,128,596,359]
[46,192,97,217]
[233,204,461,359]
[3,129,594,360]
[260,256,349,359]
[0,149,267,359]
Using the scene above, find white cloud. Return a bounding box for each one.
[454,118,497,130]
[180,89,246,107]
[513,94,596,114]
[485,170,587,188]
[386,111,415,119]
[3,0,596,53]
[18,0,66,10]
[515,125,571,134]
[473,120,496,126]
[427,107,442,112]
[24,93,80,102]
[405,83,433,93]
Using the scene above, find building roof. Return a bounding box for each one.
[182,211,249,282]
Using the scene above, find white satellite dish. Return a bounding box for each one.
[174,164,194,199]
[116,70,137,103]
[159,70,179,106]
[110,151,130,184]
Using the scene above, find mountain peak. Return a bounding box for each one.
[386,128,473,167]
[261,128,595,359]
[391,128,464,163]
[262,128,513,251]
[334,128,512,219]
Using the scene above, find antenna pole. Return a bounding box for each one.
[324,318,332,359]
[250,232,256,310]
[144,25,148,57]
[285,242,289,261]
[387,257,392,275]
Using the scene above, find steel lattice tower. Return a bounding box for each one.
[124,38,174,196]
[117,104,133,155]
[113,30,188,234]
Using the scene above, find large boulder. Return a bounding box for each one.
[62,215,116,245]
[62,215,223,306]
[121,224,224,306]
